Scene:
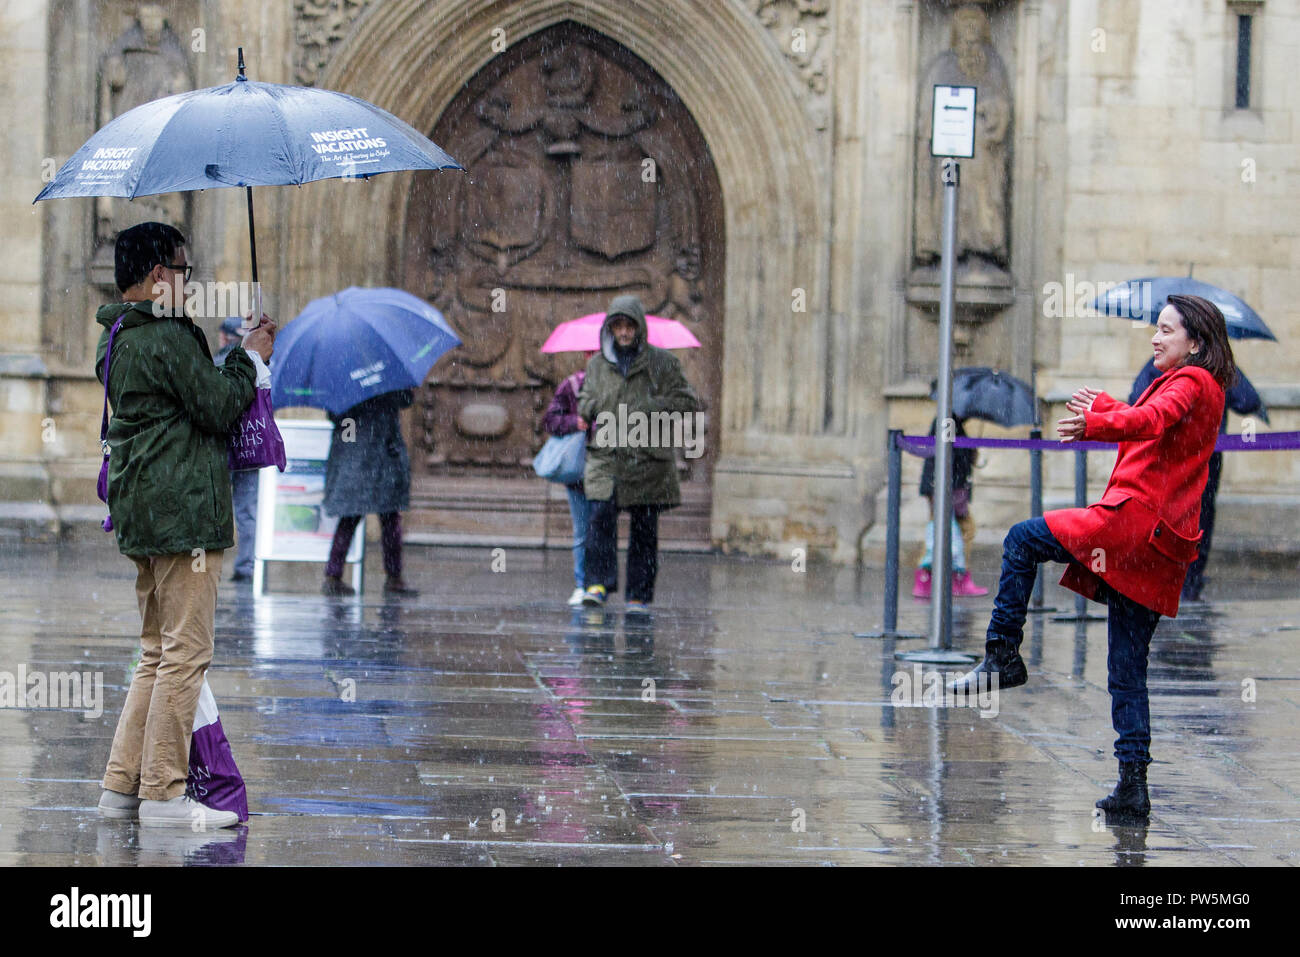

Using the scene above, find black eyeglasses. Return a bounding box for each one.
[162,263,193,282]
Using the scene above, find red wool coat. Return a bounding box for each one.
[1044,365,1225,618]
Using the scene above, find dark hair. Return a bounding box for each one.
[114,222,185,292]
[1165,294,1237,390]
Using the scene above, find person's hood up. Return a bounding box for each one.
[95,299,177,332]
[600,295,647,365]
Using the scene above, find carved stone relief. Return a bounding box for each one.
[750,0,832,130]
[292,0,374,87]
[90,4,196,289]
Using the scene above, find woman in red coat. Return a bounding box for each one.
[950,295,1237,817]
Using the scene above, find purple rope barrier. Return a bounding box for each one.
[896,431,1300,456]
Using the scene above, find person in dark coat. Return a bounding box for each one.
[576,295,699,613]
[1129,357,1265,601]
[950,294,1237,818]
[214,316,259,584]
[321,389,417,597]
[914,415,988,598]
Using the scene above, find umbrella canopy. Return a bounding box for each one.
[33,49,460,295]
[34,73,460,201]
[932,367,1039,427]
[269,287,459,416]
[1090,278,1276,341]
[540,313,702,353]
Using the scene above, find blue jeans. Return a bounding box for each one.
[565,485,592,590]
[920,518,967,573]
[989,517,1161,765]
[231,469,259,577]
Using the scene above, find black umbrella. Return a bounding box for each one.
[931,367,1038,427]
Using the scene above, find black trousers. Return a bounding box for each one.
[1182,451,1222,600]
[583,499,662,603]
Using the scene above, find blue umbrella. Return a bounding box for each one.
[34,49,461,285]
[1090,277,1276,341]
[270,287,460,416]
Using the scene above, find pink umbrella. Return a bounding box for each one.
[540,312,702,352]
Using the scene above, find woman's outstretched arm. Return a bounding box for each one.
[1078,371,1208,442]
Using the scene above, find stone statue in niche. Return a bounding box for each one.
[95,4,195,251]
[661,244,705,323]
[914,3,1012,284]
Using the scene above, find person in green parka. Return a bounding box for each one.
[93,222,275,830]
[577,294,699,612]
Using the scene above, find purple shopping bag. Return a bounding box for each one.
[187,678,249,822]
[228,387,287,471]
[96,307,132,532]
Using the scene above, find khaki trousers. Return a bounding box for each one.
[103,550,223,802]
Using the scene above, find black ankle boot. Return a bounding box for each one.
[947,641,1028,694]
[1096,761,1150,817]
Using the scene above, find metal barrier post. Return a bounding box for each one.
[1027,428,1057,613]
[857,429,923,640]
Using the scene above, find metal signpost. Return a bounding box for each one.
[898,85,978,666]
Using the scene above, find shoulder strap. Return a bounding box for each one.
[99,306,133,448]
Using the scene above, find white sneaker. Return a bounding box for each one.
[567,587,586,606]
[139,794,239,830]
[97,788,141,820]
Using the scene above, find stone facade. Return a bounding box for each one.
[2,0,1296,561]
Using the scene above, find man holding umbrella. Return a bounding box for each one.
[95,222,274,828]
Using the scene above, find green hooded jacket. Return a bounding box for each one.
[94,301,256,556]
[577,295,700,506]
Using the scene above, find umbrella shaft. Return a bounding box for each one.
[245,186,258,283]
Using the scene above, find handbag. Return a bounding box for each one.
[533,431,586,485]
[228,350,287,471]
[187,677,249,822]
[95,307,132,533]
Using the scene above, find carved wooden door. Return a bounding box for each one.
[400,22,723,547]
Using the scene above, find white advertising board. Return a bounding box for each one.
[253,418,363,594]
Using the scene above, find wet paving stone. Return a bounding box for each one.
[0,540,1297,865]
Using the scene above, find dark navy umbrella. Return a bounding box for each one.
[34,49,461,288]
[270,287,460,416]
[1091,277,1276,341]
[932,367,1039,427]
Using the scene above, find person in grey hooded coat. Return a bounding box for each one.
[577,295,699,611]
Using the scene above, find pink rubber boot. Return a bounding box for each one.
[952,571,989,596]
[912,568,932,599]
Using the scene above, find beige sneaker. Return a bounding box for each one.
[139,795,239,830]
[97,788,141,820]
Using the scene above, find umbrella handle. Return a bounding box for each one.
[245,185,260,332]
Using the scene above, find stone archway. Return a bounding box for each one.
[397,22,723,546]
[281,0,829,545]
